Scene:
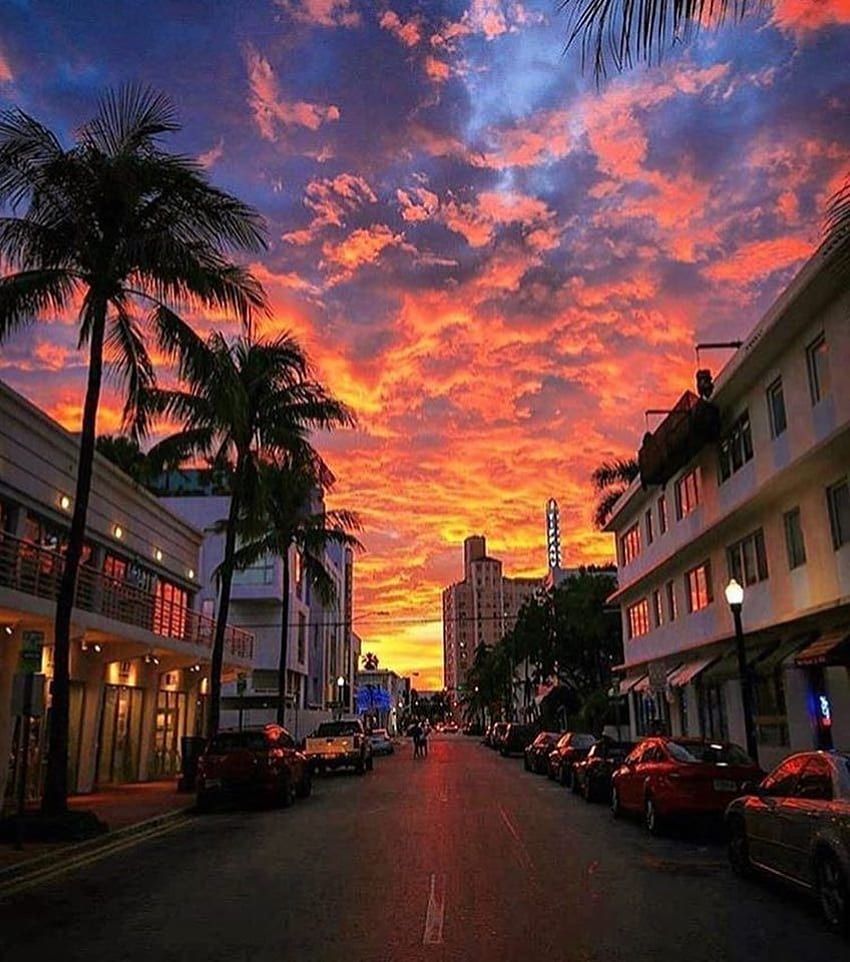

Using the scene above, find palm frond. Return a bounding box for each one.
[590,457,639,491]
[0,268,78,343]
[105,298,156,429]
[80,84,179,156]
[593,487,629,529]
[0,107,65,209]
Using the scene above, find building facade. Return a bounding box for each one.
[355,668,407,734]
[607,247,850,769]
[442,535,540,698]
[0,381,253,809]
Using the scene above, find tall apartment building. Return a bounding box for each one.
[607,245,850,769]
[442,536,539,696]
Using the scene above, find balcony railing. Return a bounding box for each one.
[638,390,721,487]
[0,533,253,661]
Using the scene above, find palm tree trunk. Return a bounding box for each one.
[208,480,241,739]
[42,299,107,815]
[277,546,291,726]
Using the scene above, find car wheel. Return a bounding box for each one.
[644,795,664,836]
[524,756,531,771]
[280,777,295,808]
[196,790,214,814]
[582,777,593,803]
[571,770,581,795]
[611,786,621,819]
[296,771,312,799]
[547,764,555,780]
[560,765,571,788]
[816,850,849,935]
[355,758,366,775]
[367,755,374,772]
[727,819,751,877]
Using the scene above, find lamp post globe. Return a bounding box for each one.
[724,577,744,608]
[725,577,758,764]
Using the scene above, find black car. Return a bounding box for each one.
[489,721,510,750]
[524,731,562,774]
[573,737,635,802]
[500,723,537,757]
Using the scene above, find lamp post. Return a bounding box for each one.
[725,578,759,764]
[335,675,346,720]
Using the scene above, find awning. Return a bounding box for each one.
[632,675,651,694]
[618,674,648,694]
[667,656,719,688]
[795,629,850,667]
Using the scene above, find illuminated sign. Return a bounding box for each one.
[546,498,561,570]
[818,694,832,728]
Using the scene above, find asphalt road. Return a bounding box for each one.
[0,736,843,961]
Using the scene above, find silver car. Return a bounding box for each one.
[368,728,394,756]
[725,750,850,935]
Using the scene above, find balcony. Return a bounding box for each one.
[638,390,721,487]
[0,533,253,661]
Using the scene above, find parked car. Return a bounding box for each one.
[726,750,850,935]
[489,721,510,751]
[548,732,596,786]
[443,722,460,734]
[524,731,562,774]
[611,737,762,834]
[573,737,635,802]
[464,722,484,737]
[500,723,537,757]
[305,718,374,774]
[196,725,311,811]
[368,728,394,756]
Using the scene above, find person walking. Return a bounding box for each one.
[411,721,422,759]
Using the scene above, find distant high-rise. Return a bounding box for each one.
[442,535,539,697]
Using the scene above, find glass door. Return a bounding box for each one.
[153,690,187,777]
[96,685,144,785]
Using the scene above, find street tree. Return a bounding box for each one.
[0,85,266,815]
[138,330,354,738]
[232,457,362,724]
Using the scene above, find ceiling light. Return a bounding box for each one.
[154,548,163,563]
[113,524,124,540]
[59,494,71,511]
[187,568,195,580]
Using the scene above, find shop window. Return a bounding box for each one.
[665,580,678,621]
[783,508,807,569]
[752,667,789,747]
[698,682,728,741]
[154,580,188,640]
[827,479,850,549]
[766,378,787,438]
[718,411,754,483]
[620,523,641,565]
[627,599,650,639]
[726,529,769,586]
[685,561,713,613]
[806,332,830,405]
[674,469,700,520]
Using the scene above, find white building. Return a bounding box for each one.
[607,246,850,770]
[355,668,408,734]
[0,381,253,808]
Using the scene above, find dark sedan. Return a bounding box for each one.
[489,721,510,751]
[500,723,537,757]
[573,737,635,802]
[548,732,596,786]
[726,750,850,935]
[524,731,562,774]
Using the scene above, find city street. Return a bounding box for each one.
[0,735,843,961]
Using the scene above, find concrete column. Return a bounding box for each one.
[75,642,106,794]
[824,666,850,751]
[137,663,159,782]
[0,627,23,809]
[784,665,816,753]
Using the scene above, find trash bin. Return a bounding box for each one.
[178,735,207,792]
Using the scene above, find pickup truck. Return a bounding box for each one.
[305,719,373,775]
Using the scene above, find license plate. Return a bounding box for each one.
[713,779,737,792]
[205,778,222,789]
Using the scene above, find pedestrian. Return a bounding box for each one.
[420,723,429,759]
[411,721,422,759]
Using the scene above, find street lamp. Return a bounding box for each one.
[335,675,346,719]
[725,578,759,764]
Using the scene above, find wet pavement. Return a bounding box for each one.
[0,736,842,961]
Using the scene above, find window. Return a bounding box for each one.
[657,495,668,534]
[783,508,807,569]
[665,580,678,621]
[718,411,754,483]
[806,332,830,405]
[674,469,700,520]
[297,613,306,664]
[761,755,807,797]
[153,580,188,639]
[726,529,769,586]
[796,757,833,801]
[620,523,641,565]
[753,666,789,747]
[652,589,663,627]
[766,378,787,438]
[698,682,728,742]
[685,561,713,612]
[827,480,850,549]
[644,509,654,546]
[627,599,650,639]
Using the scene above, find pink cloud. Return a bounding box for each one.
[197,137,224,168]
[0,49,12,84]
[424,55,451,83]
[441,189,558,248]
[380,9,423,47]
[703,236,812,285]
[283,173,377,244]
[771,0,850,36]
[276,0,361,28]
[397,186,439,223]
[466,1,543,39]
[321,224,413,281]
[245,45,340,141]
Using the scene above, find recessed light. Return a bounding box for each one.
[154,548,163,563]
[113,525,124,540]
[187,568,195,580]
[59,494,71,511]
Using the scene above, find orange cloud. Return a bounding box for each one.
[380,9,423,47]
[703,235,812,285]
[321,224,412,281]
[0,49,12,84]
[276,0,360,28]
[397,186,439,222]
[772,0,850,35]
[424,55,451,83]
[245,45,340,140]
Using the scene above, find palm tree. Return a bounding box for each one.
[138,330,355,738]
[558,1,850,247]
[362,652,380,671]
[0,86,267,815]
[591,457,639,528]
[232,458,362,724]
[96,434,154,486]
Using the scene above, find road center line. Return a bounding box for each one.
[498,804,534,872]
[422,873,445,945]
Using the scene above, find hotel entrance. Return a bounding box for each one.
[96,684,144,785]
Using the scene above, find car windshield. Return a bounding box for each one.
[316,722,361,737]
[666,741,753,765]
[571,734,596,749]
[207,732,268,753]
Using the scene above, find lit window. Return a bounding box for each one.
[827,479,850,549]
[766,378,787,438]
[627,599,650,639]
[619,523,641,565]
[806,333,830,405]
[718,411,754,483]
[652,589,663,627]
[675,469,700,520]
[726,529,769,587]
[783,508,806,570]
[685,561,713,613]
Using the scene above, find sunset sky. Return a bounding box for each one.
[1,1,849,688]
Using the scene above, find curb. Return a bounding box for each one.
[0,806,194,887]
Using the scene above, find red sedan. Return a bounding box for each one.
[611,737,762,834]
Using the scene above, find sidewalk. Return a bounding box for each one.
[0,780,193,872]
